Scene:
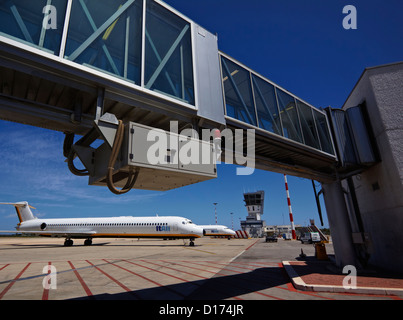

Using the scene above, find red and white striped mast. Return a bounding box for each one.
[284,174,297,240]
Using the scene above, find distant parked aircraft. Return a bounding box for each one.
[199,225,236,239]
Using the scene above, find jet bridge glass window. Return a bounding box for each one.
[276,89,303,144]
[144,0,194,105]
[313,110,335,155]
[0,0,68,55]
[64,0,143,84]
[251,74,282,136]
[221,56,257,126]
[219,53,335,155]
[296,100,321,149]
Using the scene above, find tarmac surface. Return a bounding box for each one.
[0,236,402,301]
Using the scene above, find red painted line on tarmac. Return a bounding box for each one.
[86,260,140,300]
[169,260,279,300]
[189,261,245,275]
[0,263,31,299]
[192,261,329,300]
[0,264,9,271]
[277,263,334,300]
[68,261,94,299]
[142,260,268,300]
[213,261,257,271]
[162,260,225,276]
[190,260,279,269]
[235,261,280,267]
[245,239,260,251]
[189,261,285,300]
[184,260,279,285]
[104,259,186,299]
[329,290,403,300]
[42,262,51,300]
[107,259,168,286]
[215,261,297,286]
[251,289,283,300]
[123,259,190,283]
[277,262,305,293]
[140,260,208,280]
[154,260,245,300]
[139,261,247,300]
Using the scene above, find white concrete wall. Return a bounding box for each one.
[343,62,403,273]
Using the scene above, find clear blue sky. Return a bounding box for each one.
[1,0,402,231]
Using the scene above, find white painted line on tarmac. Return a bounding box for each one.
[229,250,245,263]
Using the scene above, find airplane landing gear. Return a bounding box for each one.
[64,239,73,246]
[189,238,195,247]
[84,239,92,246]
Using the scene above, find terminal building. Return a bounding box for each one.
[265,224,301,237]
[240,191,266,238]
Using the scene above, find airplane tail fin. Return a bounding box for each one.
[0,201,36,223]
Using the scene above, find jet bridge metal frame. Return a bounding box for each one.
[0,0,377,189]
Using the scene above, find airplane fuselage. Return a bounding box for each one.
[199,225,236,238]
[18,216,203,244]
[1,202,234,247]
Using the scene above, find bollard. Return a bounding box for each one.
[315,242,328,260]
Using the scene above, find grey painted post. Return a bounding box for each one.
[322,181,358,268]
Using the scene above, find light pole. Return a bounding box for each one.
[213,203,218,225]
[230,212,234,230]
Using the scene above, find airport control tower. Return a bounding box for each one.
[240,191,266,237]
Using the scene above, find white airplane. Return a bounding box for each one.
[0,201,204,247]
[199,225,236,239]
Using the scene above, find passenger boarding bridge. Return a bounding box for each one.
[0,0,386,269]
[0,0,377,190]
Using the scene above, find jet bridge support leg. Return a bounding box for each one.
[322,181,358,268]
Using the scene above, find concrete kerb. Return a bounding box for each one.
[282,261,403,296]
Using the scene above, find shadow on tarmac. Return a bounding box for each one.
[70,265,290,300]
